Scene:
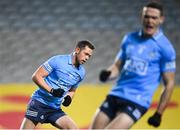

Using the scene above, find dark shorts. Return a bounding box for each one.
[100,95,147,122]
[25,99,66,124]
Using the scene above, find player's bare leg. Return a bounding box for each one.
[20,117,39,130]
[54,115,78,129]
[105,112,134,129]
[90,109,111,129]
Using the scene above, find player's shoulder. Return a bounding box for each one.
[121,31,139,45]
[156,34,175,52]
[48,54,69,64]
[158,32,171,43]
[124,31,139,40]
[156,34,176,59]
[51,54,68,60]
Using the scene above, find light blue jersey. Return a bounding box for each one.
[32,54,85,109]
[109,30,176,108]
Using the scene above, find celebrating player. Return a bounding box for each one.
[90,2,176,129]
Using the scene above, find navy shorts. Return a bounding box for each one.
[100,95,147,122]
[25,99,66,124]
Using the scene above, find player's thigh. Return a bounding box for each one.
[106,112,134,129]
[20,117,39,130]
[90,109,111,129]
[54,115,78,129]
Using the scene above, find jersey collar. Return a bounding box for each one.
[68,53,82,69]
[68,54,73,65]
[138,28,163,41]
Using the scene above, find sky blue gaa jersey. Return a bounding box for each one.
[31,54,85,109]
[109,30,176,108]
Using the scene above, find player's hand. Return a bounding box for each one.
[50,88,65,97]
[99,70,111,82]
[148,112,161,127]
[62,95,72,107]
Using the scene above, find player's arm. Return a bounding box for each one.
[32,66,64,97]
[66,87,76,99]
[32,66,52,92]
[148,71,175,127]
[99,59,124,82]
[62,87,76,107]
[108,59,124,80]
[157,71,175,114]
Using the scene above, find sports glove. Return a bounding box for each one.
[148,112,162,127]
[99,70,111,82]
[62,95,72,107]
[50,88,65,97]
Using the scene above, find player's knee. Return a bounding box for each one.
[55,115,78,129]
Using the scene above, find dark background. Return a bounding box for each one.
[0,0,179,84]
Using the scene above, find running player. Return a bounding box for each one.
[20,40,95,129]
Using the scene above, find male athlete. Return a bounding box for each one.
[90,2,176,129]
[20,40,95,129]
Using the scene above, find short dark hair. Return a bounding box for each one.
[145,1,164,16]
[76,40,95,50]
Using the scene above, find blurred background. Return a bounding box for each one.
[0,0,179,129]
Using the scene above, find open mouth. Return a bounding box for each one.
[81,60,86,64]
[145,25,154,30]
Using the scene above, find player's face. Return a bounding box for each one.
[142,7,164,37]
[75,46,93,65]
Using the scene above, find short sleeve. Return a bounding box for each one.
[42,56,58,73]
[160,44,176,72]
